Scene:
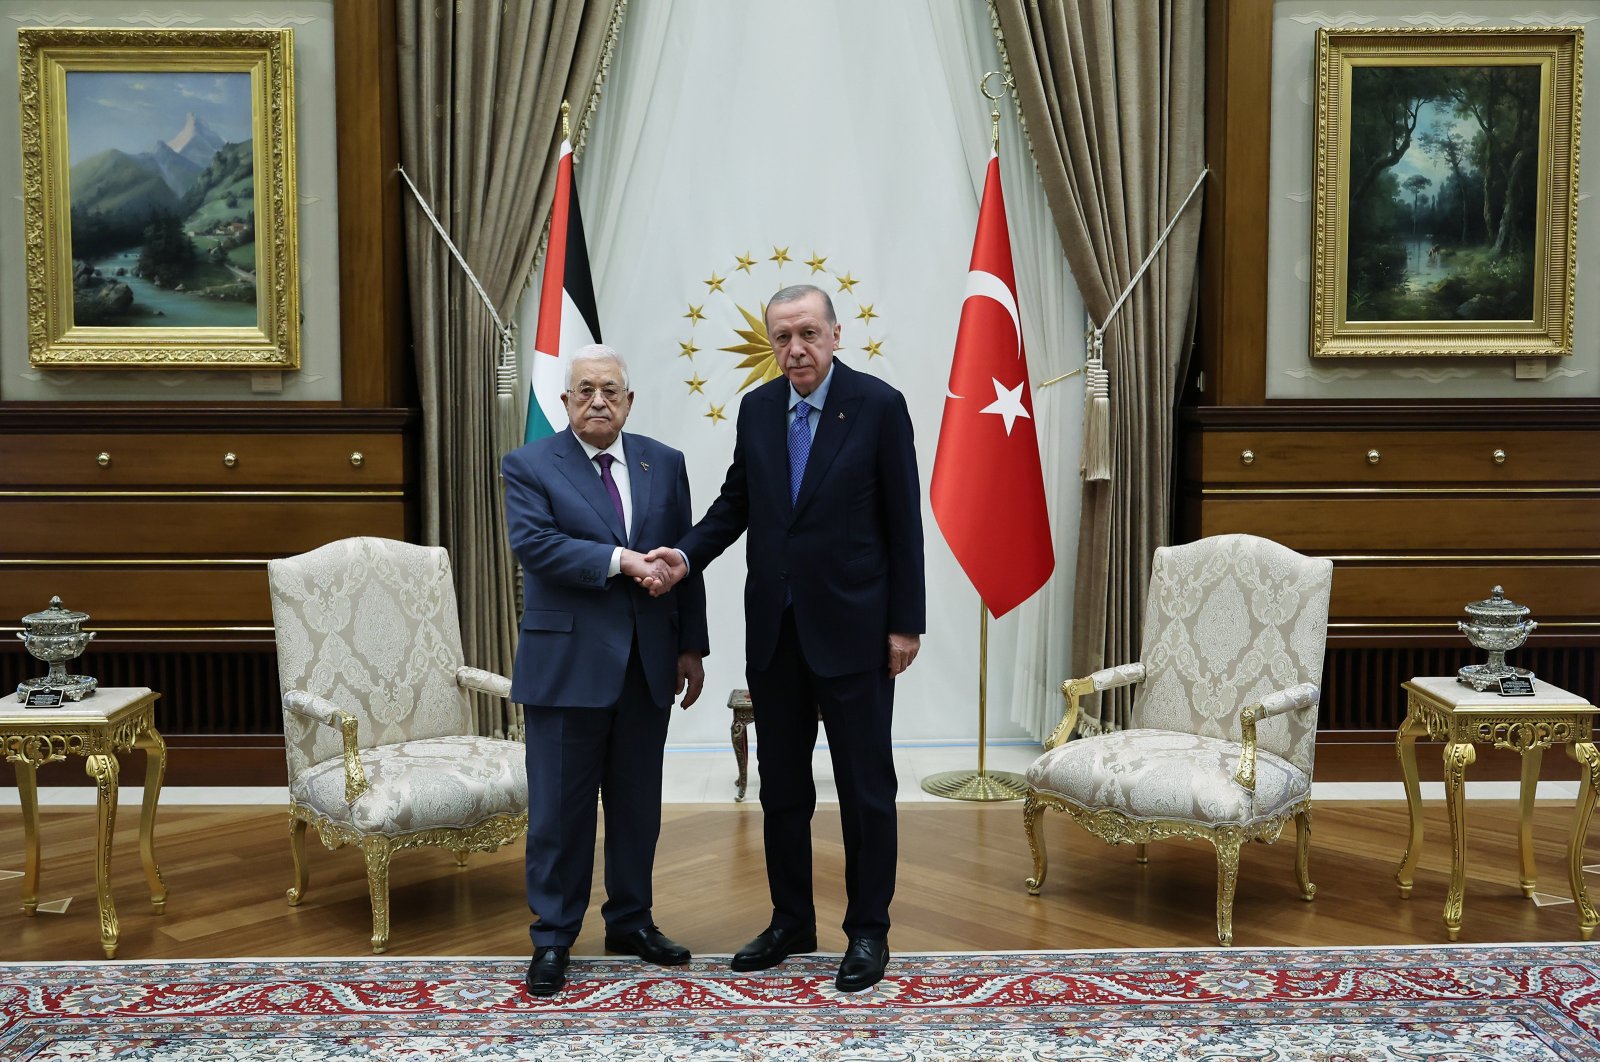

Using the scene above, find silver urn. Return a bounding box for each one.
[17,596,98,701]
[1457,585,1536,692]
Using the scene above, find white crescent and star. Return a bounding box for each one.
[948,270,1029,436]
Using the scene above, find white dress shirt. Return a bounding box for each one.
[575,434,631,577]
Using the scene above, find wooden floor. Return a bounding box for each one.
[1,799,1595,962]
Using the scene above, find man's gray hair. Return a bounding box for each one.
[565,343,631,391]
[766,284,837,326]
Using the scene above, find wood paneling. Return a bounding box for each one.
[0,500,404,556]
[1194,430,1600,484]
[1198,496,1600,551]
[0,566,271,624]
[335,0,408,408]
[1199,0,1273,406]
[1330,564,1600,622]
[0,434,403,486]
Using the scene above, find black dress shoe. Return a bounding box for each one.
[730,924,818,972]
[835,937,889,992]
[603,925,691,966]
[526,945,569,997]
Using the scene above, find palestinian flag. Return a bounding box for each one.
[525,138,601,442]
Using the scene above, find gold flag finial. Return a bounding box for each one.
[561,100,571,141]
[979,71,1011,151]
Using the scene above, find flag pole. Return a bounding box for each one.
[922,599,1029,800]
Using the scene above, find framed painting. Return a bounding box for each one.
[17,27,299,370]
[1311,27,1581,358]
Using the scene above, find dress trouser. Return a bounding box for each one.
[523,642,669,948]
[747,607,898,940]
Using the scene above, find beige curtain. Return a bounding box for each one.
[991,0,1205,733]
[396,0,626,738]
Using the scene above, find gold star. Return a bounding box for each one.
[735,252,758,273]
[805,252,828,274]
[684,303,705,324]
[719,301,783,392]
[855,303,878,324]
[704,272,726,293]
[836,272,860,294]
[770,246,791,267]
[863,338,884,359]
[678,340,699,359]
[685,372,707,394]
[705,402,727,425]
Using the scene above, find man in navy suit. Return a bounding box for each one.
[502,344,709,997]
[649,284,925,992]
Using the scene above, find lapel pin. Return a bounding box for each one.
[640,461,650,471]
[837,412,846,420]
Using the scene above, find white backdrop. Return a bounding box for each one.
[516,0,1086,747]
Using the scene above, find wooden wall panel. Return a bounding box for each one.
[1198,496,1600,551]
[1330,564,1600,623]
[0,500,404,556]
[0,434,403,486]
[1195,430,1600,484]
[0,567,271,624]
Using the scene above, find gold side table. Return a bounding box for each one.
[0,687,167,957]
[1396,676,1599,941]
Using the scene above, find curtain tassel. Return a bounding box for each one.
[1081,360,1111,482]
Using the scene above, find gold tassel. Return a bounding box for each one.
[1081,360,1111,482]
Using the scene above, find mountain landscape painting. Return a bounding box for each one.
[65,70,258,328]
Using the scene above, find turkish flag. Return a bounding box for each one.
[931,153,1054,619]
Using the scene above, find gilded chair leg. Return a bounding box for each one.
[1135,842,1149,865]
[1214,828,1243,947]
[1023,794,1048,893]
[286,814,309,906]
[1295,807,1316,901]
[362,836,393,954]
[454,850,469,869]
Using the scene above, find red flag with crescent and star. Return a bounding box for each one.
[931,151,1054,619]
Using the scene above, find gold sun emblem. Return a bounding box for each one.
[677,249,883,426]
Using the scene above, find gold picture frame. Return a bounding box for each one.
[1311,26,1581,358]
[18,27,299,370]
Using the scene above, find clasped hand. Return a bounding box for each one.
[620,547,687,597]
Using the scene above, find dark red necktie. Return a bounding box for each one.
[595,453,625,531]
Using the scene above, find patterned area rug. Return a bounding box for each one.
[4,945,1599,1060]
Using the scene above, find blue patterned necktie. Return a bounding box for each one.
[788,400,813,503]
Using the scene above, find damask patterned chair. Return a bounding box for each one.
[1023,534,1332,945]
[267,536,527,953]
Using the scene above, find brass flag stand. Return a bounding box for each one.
[922,71,1029,803]
[921,602,1029,801]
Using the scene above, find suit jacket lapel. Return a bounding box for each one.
[623,434,653,549]
[551,429,626,544]
[792,362,861,520]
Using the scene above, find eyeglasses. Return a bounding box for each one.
[569,385,625,403]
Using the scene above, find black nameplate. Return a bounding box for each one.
[23,688,64,708]
[1498,675,1535,697]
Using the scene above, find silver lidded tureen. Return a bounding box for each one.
[17,596,98,701]
[1457,585,1536,691]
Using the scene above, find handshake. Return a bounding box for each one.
[619,547,689,597]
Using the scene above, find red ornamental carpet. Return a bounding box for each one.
[4,945,1600,1060]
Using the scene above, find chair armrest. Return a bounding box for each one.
[1233,682,1320,793]
[283,691,369,803]
[1047,662,1146,750]
[456,666,512,699]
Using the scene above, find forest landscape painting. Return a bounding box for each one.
[1312,28,1579,358]
[18,27,299,370]
[66,71,258,328]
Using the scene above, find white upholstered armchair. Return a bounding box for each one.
[1023,534,1333,945]
[267,536,527,952]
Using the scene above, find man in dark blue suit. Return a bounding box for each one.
[502,344,709,997]
[649,284,925,992]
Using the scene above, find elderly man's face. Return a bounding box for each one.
[563,357,633,448]
[766,292,840,398]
